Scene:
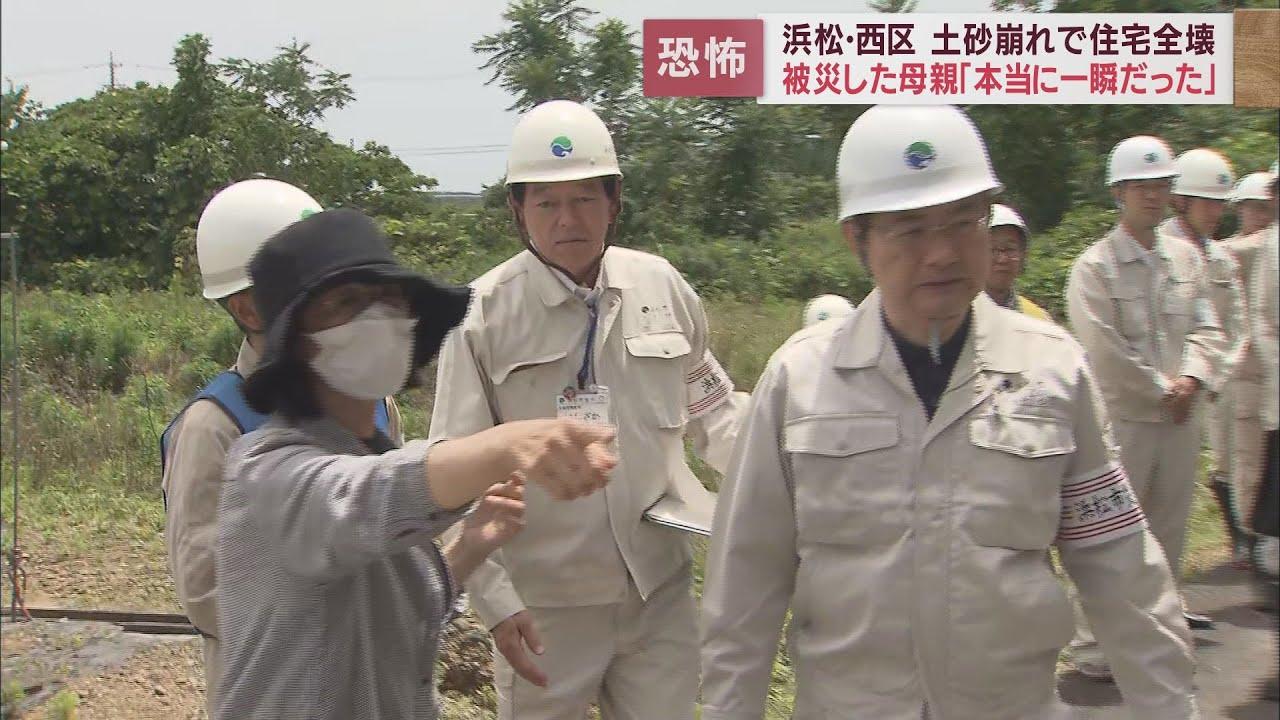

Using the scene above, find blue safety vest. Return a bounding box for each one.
[160,370,390,498]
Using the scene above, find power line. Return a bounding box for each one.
[2,63,109,78]
[389,143,506,152]
[352,71,475,83]
[393,147,509,157]
[4,54,131,86]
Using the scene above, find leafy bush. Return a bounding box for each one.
[657,219,869,302]
[1021,204,1118,322]
[46,257,153,294]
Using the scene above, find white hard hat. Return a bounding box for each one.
[196,179,322,299]
[837,105,1002,221]
[1229,172,1278,203]
[1106,135,1176,185]
[803,294,855,328]
[505,100,622,185]
[1172,148,1235,200]
[988,203,1029,240]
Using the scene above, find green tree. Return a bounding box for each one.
[871,0,918,11]
[162,34,222,140]
[582,18,640,146]
[1,34,436,285]
[473,0,595,111]
[1,82,43,141]
[220,39,355,127]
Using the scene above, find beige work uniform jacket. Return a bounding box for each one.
[1066,225,1227,422]
[1160,217,1245,391]
[701,291,1196,720]
[428,248,746,628]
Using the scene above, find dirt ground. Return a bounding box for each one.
[1,612,496,719]
[2,618,202,719]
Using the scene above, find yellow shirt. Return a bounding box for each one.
[989,289,1053,322]
[1017,294,1053,322]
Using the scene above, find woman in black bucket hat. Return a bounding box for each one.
[211,208,618,720]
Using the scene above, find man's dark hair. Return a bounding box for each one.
[508,176,620,206]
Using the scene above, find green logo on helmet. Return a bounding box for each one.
[1217,173,1230,186]
[904,141,936,170]
[300,207,318,220]
[551,135,574,158]
[1143,152,1159,163]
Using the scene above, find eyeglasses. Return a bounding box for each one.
[306,282,410,330]
[877,206,992,247]
[1125,179,1173,195]
[991,246,1024,259]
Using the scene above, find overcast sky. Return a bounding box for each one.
[1,0,990,192]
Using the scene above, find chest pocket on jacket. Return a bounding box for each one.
[1108,284,1149,342]
[487,346,573,423]
[623,331,691,428]
[785,413,905,547]
[1159,278,1200,348]
[1161,278,1196,317]
[966,412,1075,550]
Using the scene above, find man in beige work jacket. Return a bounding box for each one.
[701,105,1197,720]
[428,100,746,719]
[1065,136,1228,677]
[1250,167,1280,588]
[1160,148,1247,560]
[161,179,404,713]
[1221,169,1280,542]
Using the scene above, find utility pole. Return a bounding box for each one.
[108,52,120,89]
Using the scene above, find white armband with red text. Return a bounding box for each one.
[1057,462,1146,549]
[686,351,733,420]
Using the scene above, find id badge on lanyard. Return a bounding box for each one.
[557,385,612,426]
[556,300,613,426]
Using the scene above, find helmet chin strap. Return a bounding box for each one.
[1172,200,1210,250]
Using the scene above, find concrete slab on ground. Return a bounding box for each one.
[1,616,195,715]
[1060,564,1277,719]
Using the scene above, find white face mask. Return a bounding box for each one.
[308,302,417,400]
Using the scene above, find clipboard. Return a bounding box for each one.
[643,482,718,537]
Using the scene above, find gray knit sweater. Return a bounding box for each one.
[214,416,470,719]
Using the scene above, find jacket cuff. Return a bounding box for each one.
[1179,356,1213,394]
[1126,694,1199,720]
[471,587,527,630]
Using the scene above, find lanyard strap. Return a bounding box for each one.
[577,301,600,390]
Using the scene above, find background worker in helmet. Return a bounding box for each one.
[1248,167,1279,604]
[428,100,747,719]
[160,178,405,712]
[985,203,1052,321]
[1229,170,1280,240]
[701,106,1196,720]
[1066,136,1228,674]
[1222,169,1280,540]
[802,293,855,327]
[1160,148,1248,565]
